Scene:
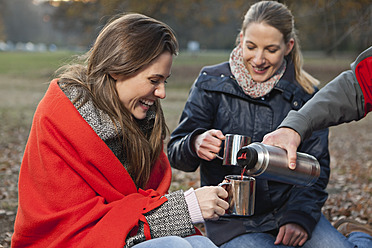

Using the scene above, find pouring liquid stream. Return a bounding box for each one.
[241,166,247,180]
[238,152,248,180]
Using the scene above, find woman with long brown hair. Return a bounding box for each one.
[12,13,228,248]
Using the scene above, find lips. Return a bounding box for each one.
[252,65,269,74]
[139,99,154,108]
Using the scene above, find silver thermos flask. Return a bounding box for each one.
[236,142,320,186]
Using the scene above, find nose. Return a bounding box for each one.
[253,50,265,65]
[154,82,166,99]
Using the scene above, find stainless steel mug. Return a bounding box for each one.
[220,134,251,166]
[219,175,256,216]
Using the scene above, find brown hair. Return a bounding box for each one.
[239,1,319,93]
[57,13,178,188]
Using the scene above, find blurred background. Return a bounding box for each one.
[0,0,371,53]
[0,0,371,247]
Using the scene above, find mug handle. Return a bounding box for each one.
[218,181,232,214]
[215,154,223,160]
[218,181,230,188]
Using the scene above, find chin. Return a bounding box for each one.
[249,71,269,83]
[132,112,147,120]
[252,76,269,82]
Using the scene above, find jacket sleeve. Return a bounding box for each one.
[279,71,364,140]
[125,191,195,247]
[278,127,330,238]
[280,46,372,141]
[167,80,214,172]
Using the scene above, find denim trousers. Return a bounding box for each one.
[131,235,218,248]
[220,214,372,248]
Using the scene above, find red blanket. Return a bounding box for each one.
[12,80,172,247]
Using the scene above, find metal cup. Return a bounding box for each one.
[219,175,256,216]
[221,134,251,166]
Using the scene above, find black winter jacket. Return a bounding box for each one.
[167,60,330,246]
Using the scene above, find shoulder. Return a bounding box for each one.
[200,62,232,77]
[351,46,372,81]
[193,62,244,96]
[351,46,372,70]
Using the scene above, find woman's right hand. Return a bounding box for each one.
[193,129,225,161]
[194,186,229,220]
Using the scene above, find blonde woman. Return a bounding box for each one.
[168,1,350,247]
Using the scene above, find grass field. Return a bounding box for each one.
[0,50,354,135]
[1,50,370,247]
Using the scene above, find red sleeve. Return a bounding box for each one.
[355,56,372,115]
[12,80,172,247]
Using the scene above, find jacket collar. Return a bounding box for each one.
[351,46,372,72]
[196,58,315,109]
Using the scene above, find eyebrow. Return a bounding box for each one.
[151,73,171,79]
[246,41,281,49]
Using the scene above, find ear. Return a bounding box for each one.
[239,32,244,47]
[285,38,295,56]
[109,73,119,81]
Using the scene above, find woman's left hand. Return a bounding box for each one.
[274,223,308,247]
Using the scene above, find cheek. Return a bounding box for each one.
[119,93,127,103]
[241,48,253,62]
[117,92,127,106]
[269,55,284,68]
[116,85,130,106]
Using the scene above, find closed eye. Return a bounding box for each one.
[150,72,171,85]
[266,45,280,53]
[151,79,168,85]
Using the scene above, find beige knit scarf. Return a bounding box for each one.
[229,45,286,98]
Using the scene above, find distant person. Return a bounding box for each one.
[11,13,229,248]
[263,46,372,170]
[166,1,372,247]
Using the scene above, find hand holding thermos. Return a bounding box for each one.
[236,143,320,187]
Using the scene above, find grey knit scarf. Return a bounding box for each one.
[58,82,156,170]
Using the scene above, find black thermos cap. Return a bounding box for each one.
[236,146,258,169]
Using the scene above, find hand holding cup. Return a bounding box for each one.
[195,186,229,220]
[193,129,225,161]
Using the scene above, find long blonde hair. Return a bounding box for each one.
[239,1,319,94]
[57,13,178,188]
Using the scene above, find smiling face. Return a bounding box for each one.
[240,22,294,83]
[113,51,173,120]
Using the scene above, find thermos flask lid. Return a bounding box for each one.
[236,146,258,169]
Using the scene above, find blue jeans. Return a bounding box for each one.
[220,214,372,248]
[132,235,218,248]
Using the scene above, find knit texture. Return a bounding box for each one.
[60,83,196,247]
[229,45,286,98]
[12,80,173,247]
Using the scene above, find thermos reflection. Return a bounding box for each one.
[236,143,320,186]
